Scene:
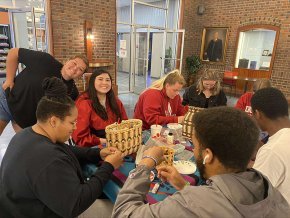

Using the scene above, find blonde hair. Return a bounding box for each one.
[150,69,186,90]
[253,79,271,92]
[197,69,221,95]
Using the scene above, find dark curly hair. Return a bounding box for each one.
[251,87,288,119]
[192,106,259,171]
[36,77,75,122]
[87,69,121,121]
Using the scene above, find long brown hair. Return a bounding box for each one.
[87,70,121,121]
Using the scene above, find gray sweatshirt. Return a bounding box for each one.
[112,167,290,218]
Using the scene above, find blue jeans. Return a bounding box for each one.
[0,84,13,122]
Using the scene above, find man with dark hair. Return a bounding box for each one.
[251,87,290,204]
[112,107,290,217]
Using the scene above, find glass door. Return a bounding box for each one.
[34,9,47,52]
[132,27,150,94]
[116,23,131,93]
[161,29,185,75]
[9,8,36,50]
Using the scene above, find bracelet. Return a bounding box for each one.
[142,155,158,168]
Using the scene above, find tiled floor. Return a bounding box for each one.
[117,71,158,93]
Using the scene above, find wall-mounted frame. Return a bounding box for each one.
[200,27,229,64]
[234,24,280,75]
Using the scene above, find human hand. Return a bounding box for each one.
[2,80,14,91]
[178,116,184,124]
[104,150,123,169]
[100,138,107,145]
[157,165,186,190]
[139,146,164,169]
[100,147,119,160]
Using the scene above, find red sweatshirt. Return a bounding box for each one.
[235,92,253,116]
[134,88,186,130]
[72,93,128,147]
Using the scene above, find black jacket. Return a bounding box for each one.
[182,85,227,108]
[0,127,114,218]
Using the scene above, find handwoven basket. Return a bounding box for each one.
[158,146,175,166]
[105,119,142,156]
[182,106,204,139]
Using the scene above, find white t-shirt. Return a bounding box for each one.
[254,128,290,204]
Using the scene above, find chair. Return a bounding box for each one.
[222,71,238,96]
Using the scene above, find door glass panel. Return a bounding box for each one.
[162,31,184,74]
[11,11,35,49]
[133,28,148,94]
[134,2,166,27]
[34,11,46,52]
[117,24,131,93]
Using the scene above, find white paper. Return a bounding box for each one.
[120,40,126,49]
[119,49,127,58]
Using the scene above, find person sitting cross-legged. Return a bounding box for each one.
[112,107,290,217]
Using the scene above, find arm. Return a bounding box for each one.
[112,166,198,218]
[34,158,114,217]
[235,93,247,111]
[2,48,19,90]
[182,87,190,106]
[253,149,285,187]
[72,99,101,146]
[218,90,227,106]
[68,145,102,164]
[176,95,187,116]
[217,40,223,60]
[143,92,178,126]
[117,98,128,120]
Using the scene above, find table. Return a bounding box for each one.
[224,75,257,93]
[84,135,200,203]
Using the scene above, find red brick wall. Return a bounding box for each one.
[182,0,290,97]
[50,0,116,90]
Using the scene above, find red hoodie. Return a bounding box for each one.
[134,88,186,130]
[235,92,253,116]
[72,93,128,147]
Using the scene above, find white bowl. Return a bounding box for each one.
[167,123,182,130]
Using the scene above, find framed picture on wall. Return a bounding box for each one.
[200,27,229,64]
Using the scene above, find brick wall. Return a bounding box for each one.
[50,0,116,90]
[182,0,290,97]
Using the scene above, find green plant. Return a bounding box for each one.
[186,55,202,77]
[165,46,172,72]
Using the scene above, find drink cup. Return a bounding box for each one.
[150,124,162,137]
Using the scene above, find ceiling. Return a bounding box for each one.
[0,0,44,9]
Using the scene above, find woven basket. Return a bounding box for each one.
[105,119,142,156]
[182,106,204,139]
[158,146,175,166]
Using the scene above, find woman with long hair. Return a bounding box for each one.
[182,69,227,108]
[72,69,128,147]
[0,77,123,217]
[134,69,187,130]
